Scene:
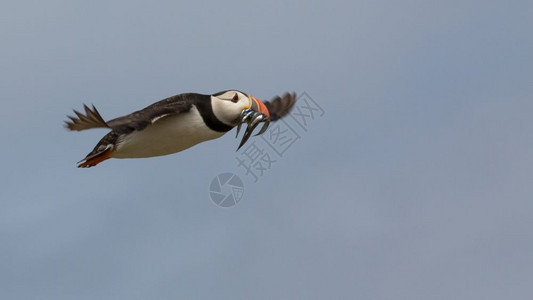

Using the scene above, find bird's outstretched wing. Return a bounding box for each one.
[106,94,198,133]
[263,92,297,121]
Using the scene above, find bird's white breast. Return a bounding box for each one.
[111,106,225,158]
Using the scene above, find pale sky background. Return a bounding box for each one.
[1,0,533,299]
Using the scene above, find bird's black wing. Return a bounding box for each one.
[263,92,297,121]
[106,93,203,133]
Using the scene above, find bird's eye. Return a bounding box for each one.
[231,93,239,103]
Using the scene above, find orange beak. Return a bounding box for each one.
[250,96,270,118]
[235,96,271,150]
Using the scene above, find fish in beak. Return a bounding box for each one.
[235,96,271,150]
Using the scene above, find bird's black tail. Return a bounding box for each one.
[65,104,109,131]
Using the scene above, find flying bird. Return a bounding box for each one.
[65,90,296,168]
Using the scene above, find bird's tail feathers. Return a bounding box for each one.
[65,104,109,131]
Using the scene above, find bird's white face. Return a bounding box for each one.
[211,90,253,126]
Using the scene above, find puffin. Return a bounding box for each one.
[65,90,296,168]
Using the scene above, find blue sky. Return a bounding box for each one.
[1,0,532,299]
